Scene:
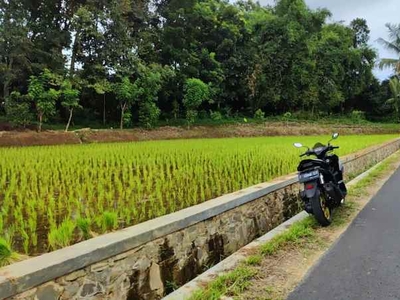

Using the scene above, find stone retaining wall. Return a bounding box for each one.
[1,138,399,300]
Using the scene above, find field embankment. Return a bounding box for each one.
[0,121,398,147]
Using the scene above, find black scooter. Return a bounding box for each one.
[294,133,347,226]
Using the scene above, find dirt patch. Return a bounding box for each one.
[236,153,400,300]
[0,131,81,147]
[0,122,398,148]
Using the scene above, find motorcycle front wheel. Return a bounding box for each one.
[311,192,332,227]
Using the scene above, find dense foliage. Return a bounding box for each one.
[0,135,395,256]
[0,0,396,129]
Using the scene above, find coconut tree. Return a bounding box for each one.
[387,77,400,120]
[378,23,400,75]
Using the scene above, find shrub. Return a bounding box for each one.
[186,110,198,126]
[123,111,132,127]
[183,78,210,126]
[210,110,223,121]
[351,110,366,121]
[5,92,34,127]
[139,102,161,129]
[283,111,292,125]
[254,109,265,120]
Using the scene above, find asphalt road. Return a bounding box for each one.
[287,167,400,300]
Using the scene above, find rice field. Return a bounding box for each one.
[0,134,396,256]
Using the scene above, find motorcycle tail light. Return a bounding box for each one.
[305,183,314,190]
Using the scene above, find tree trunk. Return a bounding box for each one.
[120,103,126,130]
[70,32,80,76]
[38,113,43,132]
[3,81,9,99]
[65,108,74,132]
[3,57,13,99]
[103,94,106,126]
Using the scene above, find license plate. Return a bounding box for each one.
[299,170,320,183]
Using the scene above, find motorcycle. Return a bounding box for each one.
[294,133,347,226]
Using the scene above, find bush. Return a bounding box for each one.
[5,92,34,127]
[123,111,132,127]
[282,112,293,126]
[186,110,198,126]
[254,109,265,120]
[351,110,366,121]
[183,78,210,126]
[139,102,161,129]
[183,79,210,109]
[210,110,223,121]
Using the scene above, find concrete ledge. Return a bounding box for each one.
[0,138,399,299]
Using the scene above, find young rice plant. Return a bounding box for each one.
[0,135,395,255]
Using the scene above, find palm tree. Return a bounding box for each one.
[378,23,400,75]
[387,77,400,119]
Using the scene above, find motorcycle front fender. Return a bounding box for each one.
[304,180,320,199]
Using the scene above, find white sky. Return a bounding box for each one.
[259,0,399,81]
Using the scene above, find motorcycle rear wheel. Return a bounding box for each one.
[311,192,332,227]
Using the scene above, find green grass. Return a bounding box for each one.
[0,134,396,255]
[190,266,257,300]
[245,255,263,266]
[260,218,316,256]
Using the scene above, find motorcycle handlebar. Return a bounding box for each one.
[300,146,339,157]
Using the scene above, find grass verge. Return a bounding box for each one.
[189,151,400,300]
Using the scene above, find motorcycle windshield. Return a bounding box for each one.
[312,142,326,149]
[312,142,326,156]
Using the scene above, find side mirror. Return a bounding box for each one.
[332,133,339,140]
[294,143,303,148]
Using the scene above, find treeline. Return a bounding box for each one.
[0,0,394,130]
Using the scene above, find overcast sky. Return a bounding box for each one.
[259,0,399,81]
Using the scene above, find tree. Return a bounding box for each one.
[4,92,33,127]
[0,0,389,126]
[183,78,210,126]
[91,80,112,125]
[28,69,60,132]
[350,18,370,47]
[23,0,70,76]
[0,1,32,99]
[136,64,173,128]
[386,77,400,120]
[113,77,140,129]
[378,23,400,75]
[61,80,81,132]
